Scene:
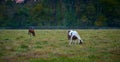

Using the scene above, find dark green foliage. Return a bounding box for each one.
[0,0,120,28]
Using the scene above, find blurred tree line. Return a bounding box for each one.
[0,0,120,28]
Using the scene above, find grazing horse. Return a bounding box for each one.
[28,28,35,36]
[68,30,83,45]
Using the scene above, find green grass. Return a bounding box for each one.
[0,29,120,62]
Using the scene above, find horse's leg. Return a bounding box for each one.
[75,40,77,45]
[33,32,35,36]
[28,32,30,35]
[30,32,32,37]
[28,32,31,37]
[78,39,80,44]
[69,35,74,45]
[69,40,72,45]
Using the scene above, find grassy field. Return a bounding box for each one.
[0,29,120,62]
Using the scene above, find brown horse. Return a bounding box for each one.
[28,28,35,36]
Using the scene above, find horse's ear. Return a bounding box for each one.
[68,30,70,33]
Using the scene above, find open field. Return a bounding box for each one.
[0,29,120,62]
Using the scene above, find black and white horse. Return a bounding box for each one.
[68,30,83,45]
